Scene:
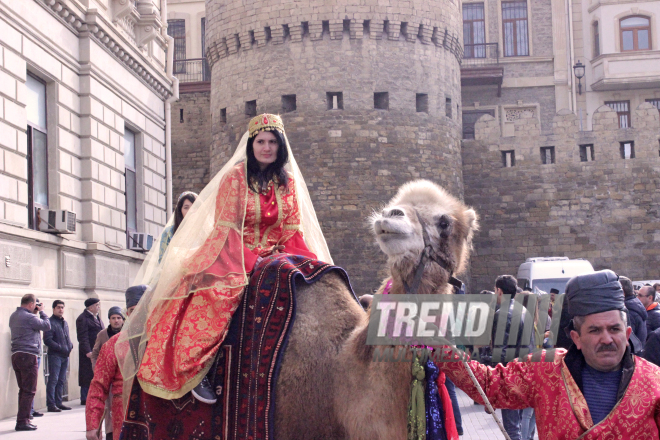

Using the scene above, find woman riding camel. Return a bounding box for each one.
[117,114,332,405]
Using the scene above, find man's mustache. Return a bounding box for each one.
[597,344,617,352]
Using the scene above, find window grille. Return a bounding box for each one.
[605,101,631,128]
[502,1,529,56]
[463,3,486,58]
[167,19,186,74]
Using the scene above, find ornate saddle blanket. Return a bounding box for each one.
[120,254,353,440]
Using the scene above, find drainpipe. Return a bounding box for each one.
[161,1,179,215]
[567,0,576,113]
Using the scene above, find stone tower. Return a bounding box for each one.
[205,0,464,293]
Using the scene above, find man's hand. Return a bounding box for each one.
[86,430,99,440]
[86,352,92,358]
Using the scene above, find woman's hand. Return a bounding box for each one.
[86,430,99,440]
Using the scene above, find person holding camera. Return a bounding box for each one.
[9,293,51,431]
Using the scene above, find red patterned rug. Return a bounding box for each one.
[120,254,353,440]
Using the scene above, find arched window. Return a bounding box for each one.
[620,16,651,51]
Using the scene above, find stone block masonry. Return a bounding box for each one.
[206,0,465,294]
[171,92,212,198]
[463,103,660,292]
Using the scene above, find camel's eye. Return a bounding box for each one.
[436,215,452,230]
[388,208,405,217]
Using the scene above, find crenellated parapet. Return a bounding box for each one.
[205,5,463,67]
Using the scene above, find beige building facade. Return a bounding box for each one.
[0,0,176,419]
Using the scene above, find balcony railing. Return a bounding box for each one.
[462,43,499,68]
[173,58,211,83]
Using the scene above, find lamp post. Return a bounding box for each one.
[573,60,585,95]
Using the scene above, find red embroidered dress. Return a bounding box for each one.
[137,164,315,399]
[86,333,124,436]
[438,348,660,439]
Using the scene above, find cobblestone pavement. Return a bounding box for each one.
[0,393,538,439]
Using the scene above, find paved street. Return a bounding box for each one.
[0,390,537,439]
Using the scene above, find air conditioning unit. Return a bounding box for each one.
[128,232,154,252]
[38,209,76,234]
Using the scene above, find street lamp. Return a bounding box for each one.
[573,60,585,95]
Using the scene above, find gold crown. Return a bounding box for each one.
[248,114,285,138]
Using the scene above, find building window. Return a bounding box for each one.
[220,108,227,123]
[462,109,495,139]
[620,16,651,51]
[463,3,486,58]
[245,100,257,117]
[502,1,529,57]
[620,141,635,159]
[646,98,660,114]
[282,94,297,113]
[201,17,210,81]
[374,92,389,110]
[416,94,429,113]
[124,128,137,245]
[540,146,555,164]
[593,22,600,56]
[446,98,452,118]
[502,150,515,167]
[26,74,48,230]
[579,144,595,162]
[327,92,343,110]
[605,101,631,128]
[167,19,186,74]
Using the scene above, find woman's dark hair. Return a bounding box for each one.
[246,129,289,193]
[173,192,197,234]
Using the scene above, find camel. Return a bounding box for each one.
[274,180,478,439]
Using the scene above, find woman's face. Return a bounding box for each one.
[253,131,279,170]
[181,199,193,218]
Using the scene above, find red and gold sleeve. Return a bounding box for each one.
[85,340,118,432]
[435,346,537,410]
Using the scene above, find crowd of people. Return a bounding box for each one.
[456,272,660,440]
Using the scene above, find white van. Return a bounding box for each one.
[517,257,595,294]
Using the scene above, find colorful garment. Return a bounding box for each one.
[437,346,660,439]
[86,333,124,436]
[137,163,315,399]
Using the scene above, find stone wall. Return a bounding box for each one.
[206,0,465,293]
[171,92,212,198]
[462,103,660,292]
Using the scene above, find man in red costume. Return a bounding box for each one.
[438,270,660,439]
[85,285,147,440]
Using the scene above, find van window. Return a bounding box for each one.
[531,278,570,295]
[518,278,530,290]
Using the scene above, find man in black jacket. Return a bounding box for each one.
[44,300,74,412]
[619,276,647,343]
[76,298,104,405]
[638,286,660,338]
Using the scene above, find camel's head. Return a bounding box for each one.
[371,180,479,293]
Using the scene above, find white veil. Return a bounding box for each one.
[117,125,332,409]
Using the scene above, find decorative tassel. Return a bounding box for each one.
[407,353,427,440]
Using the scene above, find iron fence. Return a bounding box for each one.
[173,58,211,83]
[462,43,499,67]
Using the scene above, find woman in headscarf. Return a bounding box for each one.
[118,114,332,405]
[158,191,197,262]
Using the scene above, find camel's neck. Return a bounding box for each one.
[389,273,450,296]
